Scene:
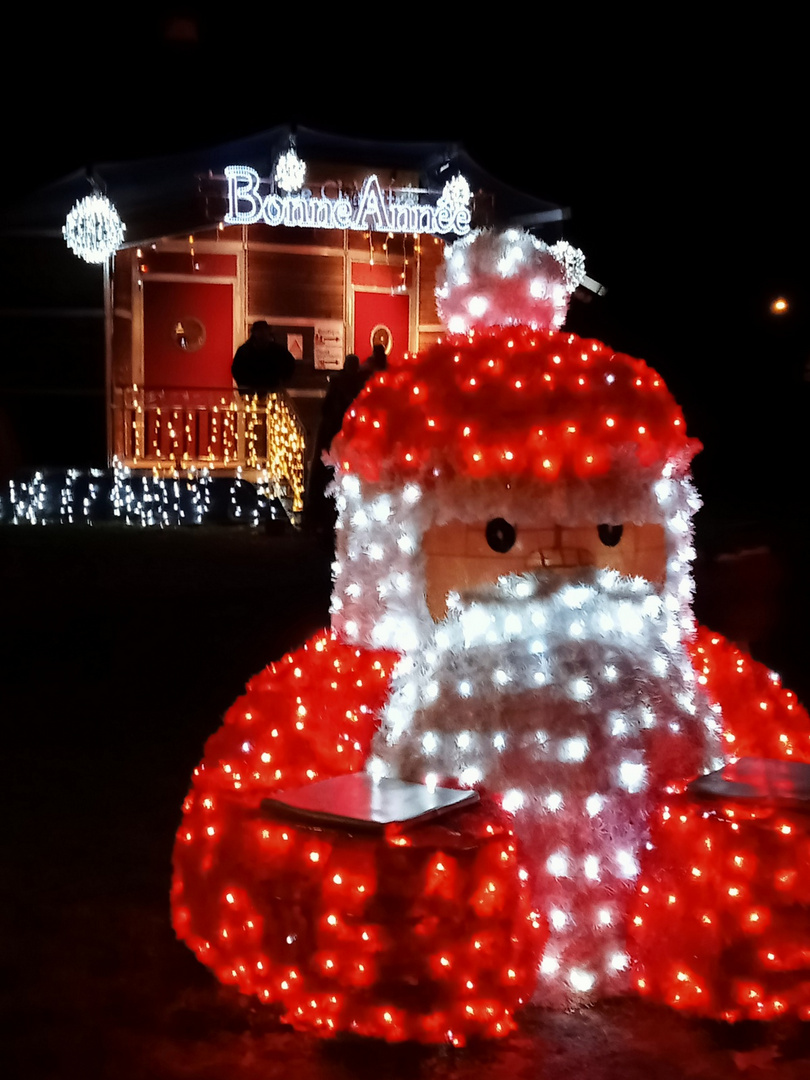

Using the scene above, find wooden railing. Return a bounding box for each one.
[111,386,306,511]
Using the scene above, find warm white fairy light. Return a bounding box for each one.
[63,193,125,263]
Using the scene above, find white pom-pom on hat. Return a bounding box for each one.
[436,228,585,335]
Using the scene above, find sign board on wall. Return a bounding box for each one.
[314,322,345,370]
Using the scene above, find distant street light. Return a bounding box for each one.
[770,297,789,314]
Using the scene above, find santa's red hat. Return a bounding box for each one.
[332,230,700,486]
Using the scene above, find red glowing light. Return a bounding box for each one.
[172,634,543,1044]
[630,757,810,1020]
[332,328,697,485]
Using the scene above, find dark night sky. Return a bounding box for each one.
[3,9,807,520]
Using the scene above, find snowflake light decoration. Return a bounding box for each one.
[63,194,125,264]
[438,174,472,214]
[550,241,587,293]
[275,149,307,194]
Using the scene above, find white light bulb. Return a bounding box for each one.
[568,969,596,993]
[619,762,647,793]
[502,789,524,813]
[560,737,588,762]
[616,849,639,879]
[610,713,628,736]
[550,909,567,930]
[546,852,569,877]
[367,757,388,782]
[570,677,592,701]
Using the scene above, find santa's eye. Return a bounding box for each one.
[485,518,517,553]
[597,523,623,547]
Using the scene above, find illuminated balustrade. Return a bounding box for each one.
[112,386,306,511]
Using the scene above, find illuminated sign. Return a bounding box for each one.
[224,166,471,236]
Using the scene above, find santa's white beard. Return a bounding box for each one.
[370,569,722,1005]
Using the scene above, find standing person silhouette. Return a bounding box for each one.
[304,354,366,540]
[231,321,295,398]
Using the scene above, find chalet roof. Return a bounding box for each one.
[0,125,569,247]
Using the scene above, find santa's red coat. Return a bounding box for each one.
[171,625,810,1023]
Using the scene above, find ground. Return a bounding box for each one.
[3,521,809,1079]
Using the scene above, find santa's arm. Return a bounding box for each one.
[194,631,397,799]
[170,631,398,996]
[689,625,810,763]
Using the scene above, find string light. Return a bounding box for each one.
[0,459,295,528]
[117,388,305,511]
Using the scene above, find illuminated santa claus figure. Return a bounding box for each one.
[173,229,810,1024]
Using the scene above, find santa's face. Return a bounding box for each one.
[332,467,719,799]
[422,516,667,621]
[331,468,698,655]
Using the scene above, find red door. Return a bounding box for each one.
[353,290,410,363]
[143,280,234,390]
